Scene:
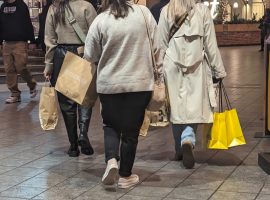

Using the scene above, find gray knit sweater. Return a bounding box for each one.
[84,4,162,94]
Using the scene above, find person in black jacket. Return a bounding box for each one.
[150,0,169,23]
[36,0,52,52]
[0,0,37,103]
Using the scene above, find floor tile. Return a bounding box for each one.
[19,176,66,189]
[119,195,162,200]
[0,186,46,199]
[127,186,173,198]
[178,178,223,190]
[260,184,270,195]
[256,194,270,200]
[218,180,264,193]
[74,185,128,200]
[3,167,45,177]
[167,188,214,200]
[228,166,268,183]
[209,191,257,200]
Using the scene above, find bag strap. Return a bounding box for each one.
[168,8,192,41]
[221,81,232,110]
[137,6,159,81]
[65,5,86,43]
[218,81,232,112]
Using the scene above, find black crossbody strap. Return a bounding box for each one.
[168,8,192,41]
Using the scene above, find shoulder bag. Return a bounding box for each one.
[138,6,166,111]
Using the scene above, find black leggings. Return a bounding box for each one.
[99,92,151,177]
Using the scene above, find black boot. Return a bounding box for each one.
[68,144,80,157]
[78,133,94,155]
[174,147,183,161]
[78,106,94,155]
[57,92,80,157]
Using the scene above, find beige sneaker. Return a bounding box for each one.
[102,158,118,185]
[118,174,139,189]
[5,96,21,104]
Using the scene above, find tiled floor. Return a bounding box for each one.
[0,45,269,200]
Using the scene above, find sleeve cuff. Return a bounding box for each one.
[215,71,227,79]
[44,63,53,74]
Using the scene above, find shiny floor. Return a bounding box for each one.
[0,46,269,200]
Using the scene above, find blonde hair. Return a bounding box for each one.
[167,0,196,21]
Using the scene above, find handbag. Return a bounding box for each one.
[55,5,98,107]
[138,6,166,112]
[55,51,97,107]
[39,80,58,130]
[208,82,228,149]
[221,82,246,147]
[208,81,246,149]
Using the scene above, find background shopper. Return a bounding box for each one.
[0,0,38,104]
[158,0,226,168]
[44,0,97,157]
[36,0,52,52]
[150,0,169,23]
[84,0,161,188]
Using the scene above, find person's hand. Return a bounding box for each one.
[29,44,36,50]
[0,45,2,53]
[43,71,51,80]
[213,77,222,84]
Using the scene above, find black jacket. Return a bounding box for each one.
[150,0,169,23]
[0,0,35,43]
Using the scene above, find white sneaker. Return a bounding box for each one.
[102,158,118,185]
[5,96,21,104]
[30,85,38,98]
[118,174,139,189]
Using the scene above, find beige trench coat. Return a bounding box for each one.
[158,3,226,124]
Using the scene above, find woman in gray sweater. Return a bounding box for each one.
[84,0,161,188]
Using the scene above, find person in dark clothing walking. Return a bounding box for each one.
[150,0,169,22]
[36,0,52,52]
[0,0,38,104]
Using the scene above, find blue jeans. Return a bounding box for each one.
[172,124,198,153]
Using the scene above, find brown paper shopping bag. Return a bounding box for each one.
[55,51,97,108]
[39,85,58,130]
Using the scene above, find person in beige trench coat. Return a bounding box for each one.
[158,0,226,169]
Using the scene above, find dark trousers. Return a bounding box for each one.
[52,45,92,145]
[99,92,151,177]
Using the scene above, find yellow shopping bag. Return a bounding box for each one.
[220,81,246,148]
[208,112,228,149]
[225,109,246,148]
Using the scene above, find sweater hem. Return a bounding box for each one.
[97,82,154,94]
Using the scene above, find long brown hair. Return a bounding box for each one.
[53,0,70,25]
[102,0,132,19]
